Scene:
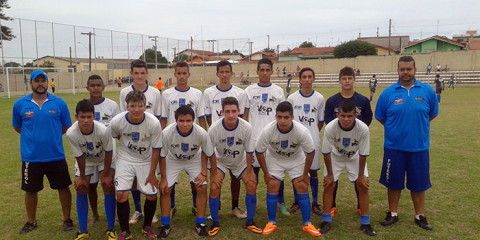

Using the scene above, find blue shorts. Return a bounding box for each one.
[379,148,431,192]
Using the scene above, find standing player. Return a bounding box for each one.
[255,101,321,237]
[12,70,74,234]
[109,90,162,239]
[160,61,206,217]
[376,56,438,230]
[324,66,372,217]
[434,74,442,104]
[287,67,325,216]
[369,74,377,102]
[119,59,161,224]
[203,60,249,219]
[50,78,56,95]
[245,58,286,214]
[318,100,375,236]
[157,105,213,238]
[208,97,262,236]
[66,99,117,240]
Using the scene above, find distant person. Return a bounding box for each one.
[443,65,449,72]
[282,66,286,77]
[24,75,29,92]
[12,70,74,234]
[116,77,122,88]
[276,67,280,77]
[434,74,442,103]
[426,63,432,75]
[448,74,456,89]
[156,77,163,92]
[356,69,361,76]
[436,64,441,72]
[0,83,5,92]
[50,78,56,95]
[296,65,301,76]
[369,74,378,102]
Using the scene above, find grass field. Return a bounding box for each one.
[0,85,479,240]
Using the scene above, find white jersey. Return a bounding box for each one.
[245,83,285,141]
[66,121,113,165]
[160,123,214,161]
[256,120,314,162]
[322,119,370,160]
[161,86,204,126]
[109,111,162,165]
[93,97,120,127]
[208,118,254,165]
[203,85,249,123]
[119,85,162,118]
[287,90,325,149]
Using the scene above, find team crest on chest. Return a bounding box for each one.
[86,142,94,151]
[342,138,351,148]
[179,98,186,106]
[181,143,189,152]
[132,132,140,142]
[95,112,100,121]
[227,137,234,147]
[262,93,268,103]
[303,104,310,114]
[281,140,289,149]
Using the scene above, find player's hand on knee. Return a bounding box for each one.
[300,174,310,186]
[145,175,159,192]
[323,175,334,188]
[195,173,207,187]
[159,180,169,195]
[101,174,114,192]
[356,175,369,190]
[74,176,89,192]
[264,173,275,185]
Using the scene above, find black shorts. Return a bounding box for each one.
[21,160,72,192]
[370,87,376,93]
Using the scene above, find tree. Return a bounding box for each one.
[222,49,240,54]
[333,40,377,58]
[173,53,190,63]
[0,0,15,41]
[299,41,314,48]
[263,48,276,53]
[139,48,168,68]
[39,60,55,72]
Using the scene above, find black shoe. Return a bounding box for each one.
[312,204,323,216]
[288,203,300,214]
[360,224,376,236]
[318,221,331,234]
[19,221,37,234]
[381,212,398,226]
[415,215,433,230]
[157,225,171,238]
[63,219,74,231]
[195,223,208,237]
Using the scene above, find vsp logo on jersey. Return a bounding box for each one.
[281,140,288,149]
[262,93,268,103]
[298,116,315,126]
[179,98,186,106]
[303,104,310,114]
[132,132,140,142]
[227,137,234,147]
[181,143,189,152]
[86,142,94,151]
[257,105,273,115]
[342,138,351,148]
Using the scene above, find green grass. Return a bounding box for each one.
[1,86,479,240]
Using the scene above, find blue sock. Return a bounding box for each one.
[191,188,197,208]
[297,192,311,225]
[245,194,256,225]
[266,192,278,224]
[278,181,285,204]
[310,177,319,206]
[196,217,206,225]
[293,185,298,204]
[76,193,88,233]
[161,215,171,226]
[360,215,370,225]
[132,190,142,212]
[322,213,332,222]
[209,197,220,226]
[104,193,116,230]
[171,187,176,208]
[438,95,441,103]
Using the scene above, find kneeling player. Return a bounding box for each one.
[66,99,117,240]
[208,97,261,236]
[256,101,321,237]
[109,91,162,240]
[319,100,375,236]
[158,105,213,238]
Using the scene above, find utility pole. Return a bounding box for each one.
[81,32,95,71]
[247,41,253,82]
[172,47,177,62]
[267,35,270,50]
[207,40,216,53]
[190,36,193,63]
[388,19,392,56]
[149,36,159,70]
[376,27,379,37]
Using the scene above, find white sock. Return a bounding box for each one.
[390,212,398,217]
[415,214,424,220]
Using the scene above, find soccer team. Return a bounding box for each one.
[12,55,438,239]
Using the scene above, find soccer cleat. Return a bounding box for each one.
[117,231,132,240]
[105,230,118,240]
[157,225,171,238]
[152,214,159,224]
[289,203,300,214]
[208,225,220,236]
[74,232,90,240]
[171,207,177,218]
[262,222,277,235]
[381,212,399,226]
[232,207,247,219]
[277,203,290,216]
[246,222,262,234]
[415,215,433,230]
[312,204,323,216]
[195,223,208,236]
[319,221,331,234]
[303,223,321,237]
[357,208,361,215]
[192,207,197,216]
[360,224,376,236]
[19,221,37,234]
[63,219,74,231]
[330,207,337,217]
[129,211,143,224]
[142,226,157,239]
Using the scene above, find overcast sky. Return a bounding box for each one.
[4,0,480,61]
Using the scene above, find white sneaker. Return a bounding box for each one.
[232,207,247,219]
[152,214,159,224]
[129,211,143,224]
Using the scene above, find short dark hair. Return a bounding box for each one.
[257,58,273,71]
[175,61,190,72]
[174,105,195,121]
[339,66,356,80]
[87,75,103,86]
[75,99,95,115]
[131,59,148,72]
[299,67,315,79]
[125,90,146,105]
[398,56,416,68]
[338,100,356,114]
[222,97,239,110]
[276,101,293,116]
[216,60,232,72]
